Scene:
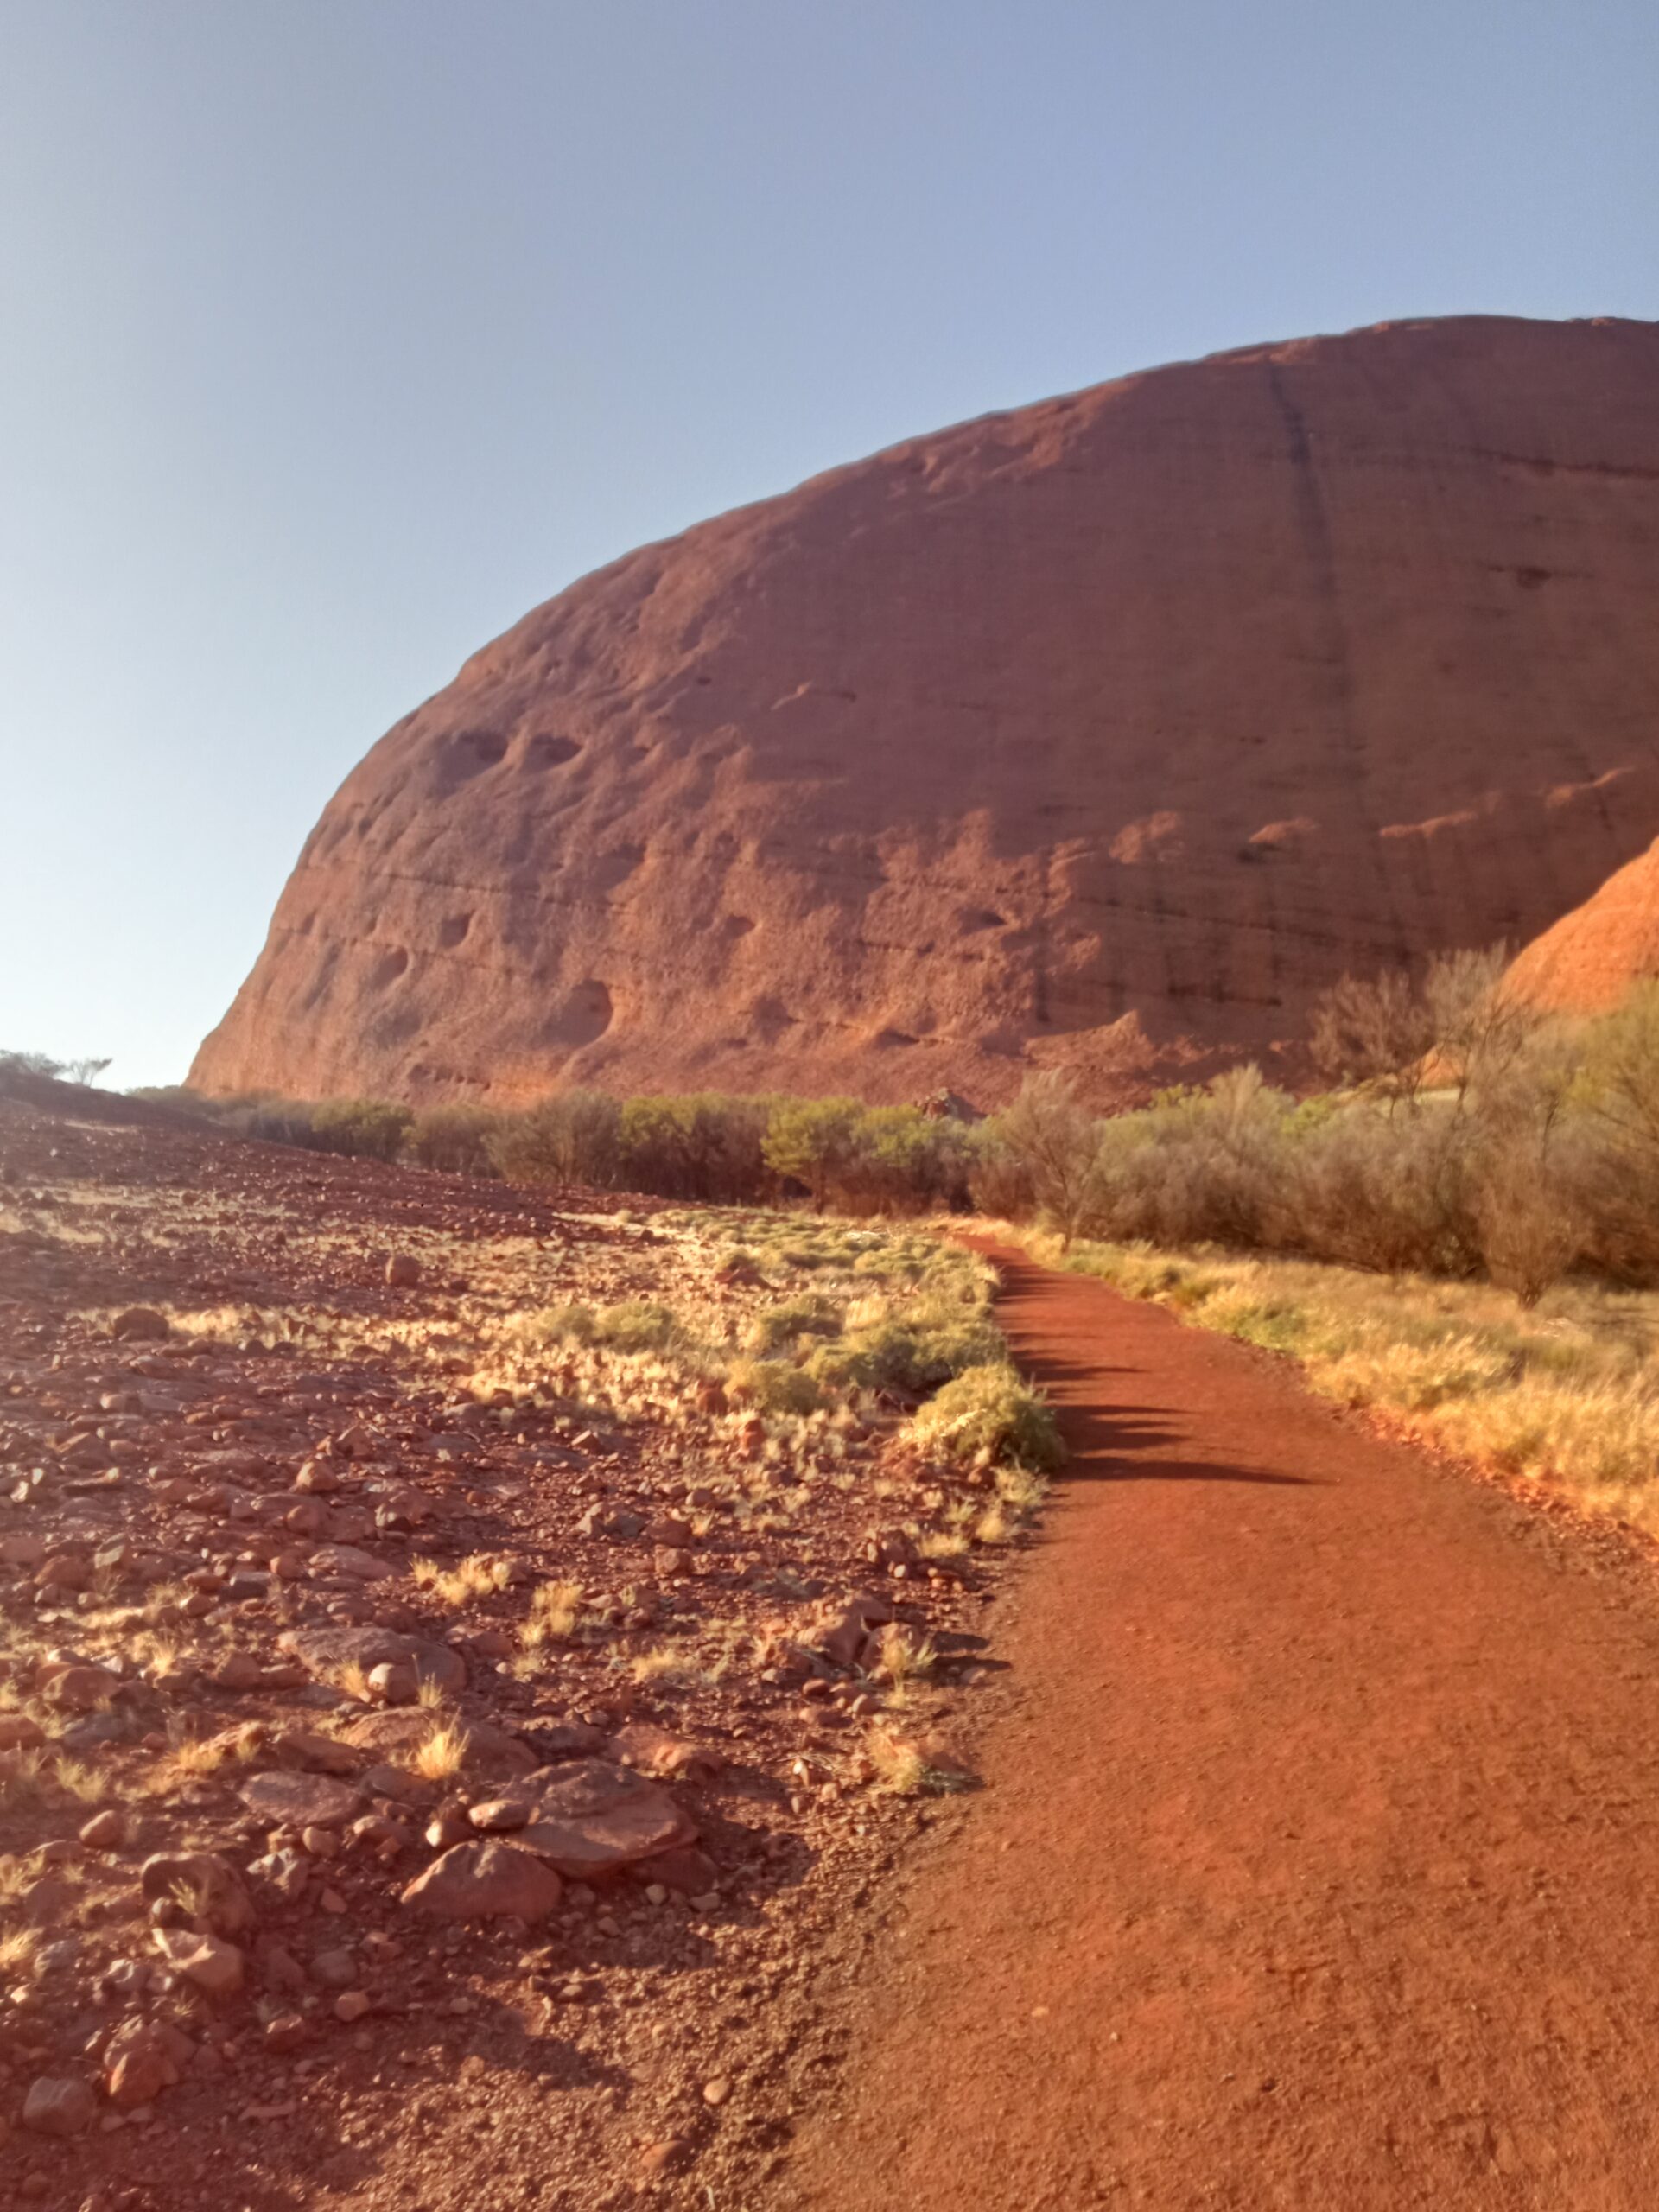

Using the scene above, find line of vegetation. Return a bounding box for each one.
[20,956,1659,1529]
[97,959,1659,1305]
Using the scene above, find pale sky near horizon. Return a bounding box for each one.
[3,0,1656,1088]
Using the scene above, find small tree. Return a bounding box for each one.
[489,1091,622,1186]
[1310,970,1435,1104]
[63,1057,112,1087]
[307,1098,414,1161]
[992,1071,1100,1249]
[762,1097,863,1210]
[1577,982,1659,1163]
[406,1103,499,1176]
[1424,946,1539,1104]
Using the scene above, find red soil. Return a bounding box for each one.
[784,1247,1659,2209]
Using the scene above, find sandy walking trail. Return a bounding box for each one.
[782,1246,1659,2210]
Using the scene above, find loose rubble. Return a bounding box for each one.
[0,1090,1039,2209]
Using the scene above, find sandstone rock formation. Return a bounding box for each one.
[193,315,1659,1106]
[1507,836,1659,1013]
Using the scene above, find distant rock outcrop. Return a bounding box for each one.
[193,314,1659,1106]
[1507,836,1659,1013]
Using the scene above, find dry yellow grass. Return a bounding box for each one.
[866,1729,928,1795]
[627,1642,703,1688]
[0,1924,43,1979]
[411,1718,471,1782]
[0,1748,50,1808]
[521,1579,584,1648]
[336,1659,375,1705]
[874,1626,938,1690]
[973,1504,1012,1546]
[51,1757,106,1804]
[413,1669,450,1710]
[150,1726,261,1789]
[1022,1226,1659,1534]
[411,1552,507,1607]
[918,1529,969,1560]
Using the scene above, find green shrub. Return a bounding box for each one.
[406,1103,499,1176]
[306,1098,414,1160]
[907,1363,1065,1472]
[489,1091,622,1186]
[809,1306,1002,1395]
[620,1093,774,1203]
[744,1294,845,1354]
[763,1098,864,1208]
[588,1300,683,1354]
[529,1301,599,1344]
[724,1357,826,1416]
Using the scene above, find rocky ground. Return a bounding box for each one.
[0,1092,1033,2210]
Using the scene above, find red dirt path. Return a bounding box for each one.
[782,1246,1659,2210]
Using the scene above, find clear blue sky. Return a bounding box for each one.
[3,1,1655,1087]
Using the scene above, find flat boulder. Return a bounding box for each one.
[609,1721,723,1785]
[340,1707,536,1778]
[400,1839,563,1920]
[513,1759,697,1878]
[111,1306,169,1342]
[41,1661,120,1713]
[279,1624,465,1700]
[22,2074,97,2136]
[272,1728,362,1777]
[308,1543,395,1583]
[239,1770,364,1828]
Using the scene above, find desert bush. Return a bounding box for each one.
[1310,967,1438,1100]
[1570,983,1659,1280]
[406,1103,499,1176]
[0,1048,67,1081]
[744,1294,845,1355]
[991,1071,1100,1247]
[830,1106,973,1215]
[1281,1105,1480,1277]
[588,1300,683,1354]
[306,1097,414,1160]
[620,1094,773,1203]
[488,1090,622,1186]
[1469,1135,1585,1306]
[762,1097,865,1209]
[809,1308,1001,1395]
[1309,945,1533,1106]
[724,1357,827,1416]
[907,1363,1065,1471]
[965,1127,1035,1218]
[524,1301,598,1345]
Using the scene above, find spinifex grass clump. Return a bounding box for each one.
[807,1288,1003,1395]
[907,1363,1065,1474]
[527,1299,687,1355]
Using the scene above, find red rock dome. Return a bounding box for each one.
[1507,836,1659,1014]
[193,314,1659,1106]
